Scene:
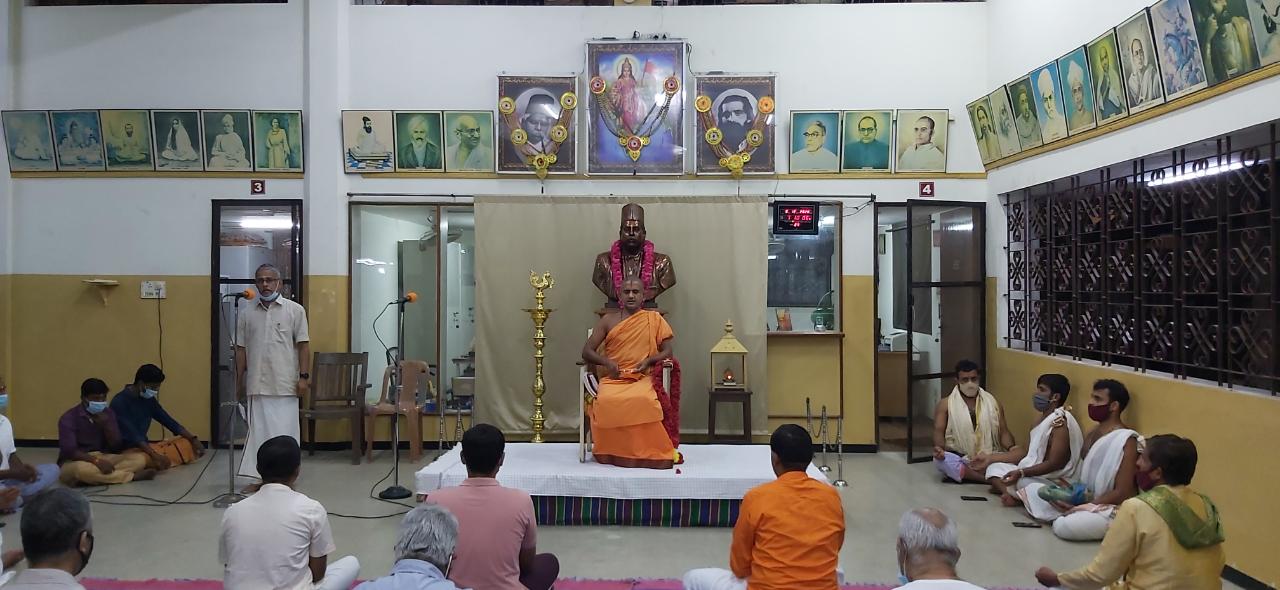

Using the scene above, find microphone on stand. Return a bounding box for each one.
[223,289,256,300]
[392,292,418,305]
[378,290,418,501]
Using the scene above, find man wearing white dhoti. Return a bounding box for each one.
[983,374,1083,507]
[236,264,310,484]
[932,360,1016,484]
[1018,379,1140,541]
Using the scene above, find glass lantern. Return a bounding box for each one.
[710,320,748,391]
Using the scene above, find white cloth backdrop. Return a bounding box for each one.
[474,196,768,436]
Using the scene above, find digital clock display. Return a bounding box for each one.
[773,202,820,235]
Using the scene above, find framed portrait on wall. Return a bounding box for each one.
[966,97,1000,165]
[1188,0,1260,85]
[1030,62,1069,144]
[1245,0,1280,66]
[443,111,495,173]
[1086,30,1132,123]
[789,111,839,173]
[100,109,154,172]
[985,88,1022,159]
[252,111,304,172]
[1006,77,1044,150]
[1117,11,1169,113]
[894,109,948,173]
[152,111,203,171]
[342,110,393,173]
[586,40,686,175]
[694,74,776,175]
[497,75,577,175]
[1057,47,1099,136]
[841,110,893,172]
[394,111,444,172]
[51,110,105,172]
[1150,0,1210,99]
[201,110,252,172]
[2,110,56,172]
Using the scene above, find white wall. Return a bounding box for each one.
[7,2,307,277]
[984,0,1280,346]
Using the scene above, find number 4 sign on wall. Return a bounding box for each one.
[919,181,935,197]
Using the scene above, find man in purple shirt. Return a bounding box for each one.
[426,424,558,590]
[56,378,154,486]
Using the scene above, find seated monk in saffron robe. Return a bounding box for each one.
[581,277,678,469]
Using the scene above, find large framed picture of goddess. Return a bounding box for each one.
[586,40,686,175]
[497,75,577,175]
[694,74,776,175]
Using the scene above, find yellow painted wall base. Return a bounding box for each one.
[986,284,1280,586]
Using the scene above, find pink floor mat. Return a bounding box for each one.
[82,579,910,590]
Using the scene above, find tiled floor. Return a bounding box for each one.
[0,446,1240,589]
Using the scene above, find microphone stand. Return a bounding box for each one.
[379,296,413,500]
[214,293,248,508]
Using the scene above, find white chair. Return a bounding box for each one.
[578,328,673,463]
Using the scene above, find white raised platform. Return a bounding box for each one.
[415,443,829,500]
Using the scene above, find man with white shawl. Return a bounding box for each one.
[932,360,1016,484]
[1019,379,1140,541]
[983,374,1084,507]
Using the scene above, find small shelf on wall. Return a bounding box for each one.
[82,279,120,305]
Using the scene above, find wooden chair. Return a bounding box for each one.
[364,360,433,463]
[578,329,673,463]
[299,352,369,465]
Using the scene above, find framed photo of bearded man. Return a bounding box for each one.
[497,75,578,175]
[585,40,687,175]
[694,74,777,175]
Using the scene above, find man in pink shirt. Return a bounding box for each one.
[426,424,558,590]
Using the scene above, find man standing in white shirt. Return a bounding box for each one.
[220,436,359,590]
[892,508,986,590]
[236,263,310,481]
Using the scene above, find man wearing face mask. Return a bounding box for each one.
[236,263,311,484]
[1036,434,1225,590]
[0,382,59,509]
[932,360,1016,484]
[982,374,1084,507]
[1018,379,1140,542]
[4,488,97,589]
[109,364,205,471]
[56,378,155,486]
[891,508,985,590]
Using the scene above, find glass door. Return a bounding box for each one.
[210,200,303,445]
[904,202,984,463]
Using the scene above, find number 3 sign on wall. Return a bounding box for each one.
[250,180,266,195]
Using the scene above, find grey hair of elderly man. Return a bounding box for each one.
[396,503,460,572]
[897,508,961,580]
[21,487,94,573]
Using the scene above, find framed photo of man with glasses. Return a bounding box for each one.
[443,111,495,173]
[789,111,840,174]
[841,110,892,173]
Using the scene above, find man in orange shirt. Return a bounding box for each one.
[682,424,845,590]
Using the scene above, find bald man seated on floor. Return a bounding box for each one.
[682,425,845,590]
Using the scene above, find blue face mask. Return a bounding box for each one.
[141,388,158,399]
[261,291,280,302]
[86,400,108,414]
[898,573,910,586]
[0,394,9,411]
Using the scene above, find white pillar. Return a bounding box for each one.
[303,0,351,277]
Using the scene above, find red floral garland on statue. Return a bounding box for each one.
[610,240,656,298]
[651,357,682,449]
